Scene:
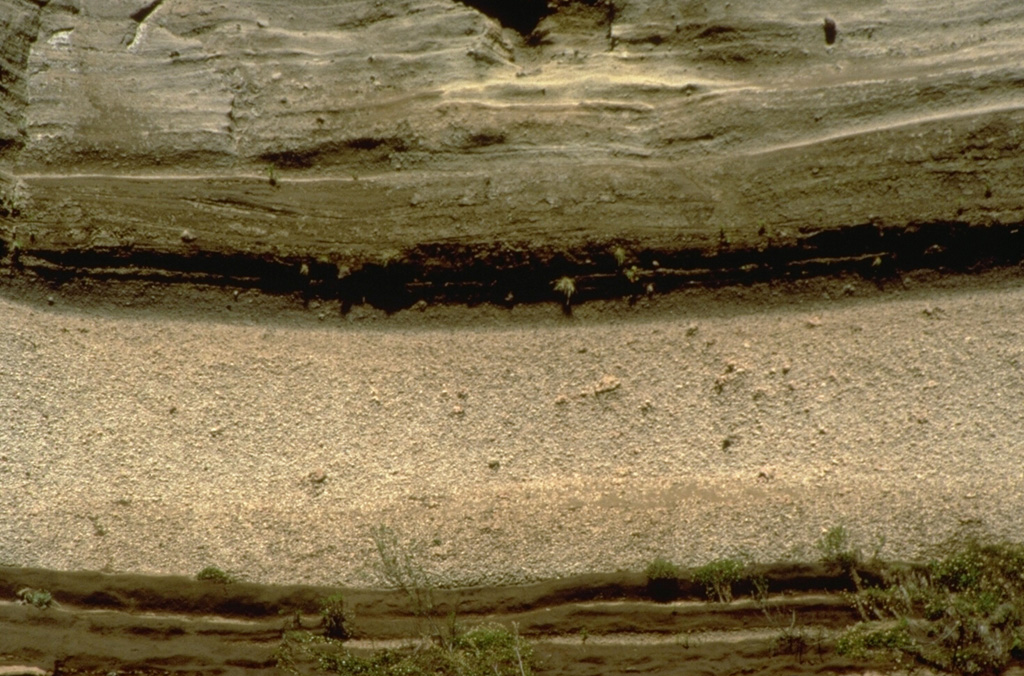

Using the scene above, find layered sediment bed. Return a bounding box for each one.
[0,564,883,675]
[2,276,1024,588]
[3,0,1024,297]
[2,7,1024,673]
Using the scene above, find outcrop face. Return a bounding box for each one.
[0,0,41,153]
[2,0,1024,294]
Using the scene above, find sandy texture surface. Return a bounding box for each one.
[2,274,1022,587]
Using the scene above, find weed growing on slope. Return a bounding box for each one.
[320,593,350,640]
[837,537,1024,675]
[694,558,746,603]
[277,623,532,676]
[553,276,575,311]
[370,524,437,619]
[644,557,681,601]
[276,525,535,676]
[817,525,860,572]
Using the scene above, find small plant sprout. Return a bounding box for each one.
[17,587,56,609]
[320,593,350,640]
[553,276,575,306]
[817,525,859,572]
[716,228,732,254]
[645,557,682,582]
[645,557,682,601]
[613,246,627,267]
[267,165,278,187]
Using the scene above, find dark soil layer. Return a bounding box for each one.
[0,564,893,676]
[5,215,1023,313]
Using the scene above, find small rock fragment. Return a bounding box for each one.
[594,375,621,395]
[180,229,196,243]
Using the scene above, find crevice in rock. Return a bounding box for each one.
[130,0,164,24]
[125,0,165,50]
[456,0,550,35]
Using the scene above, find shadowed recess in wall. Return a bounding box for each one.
[457,0,550,34]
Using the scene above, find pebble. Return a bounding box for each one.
[594,375,621,395]
[180,229,196,243]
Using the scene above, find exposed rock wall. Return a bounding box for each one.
[2,0,1024,291]
[0,0,43,155]
[18,0,516,170]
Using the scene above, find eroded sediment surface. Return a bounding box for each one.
[2,0,1024,287]
[2,275,1022,586]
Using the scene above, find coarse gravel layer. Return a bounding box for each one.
[1,276,1023,587]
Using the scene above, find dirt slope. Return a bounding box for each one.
[1,271,1022,587]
